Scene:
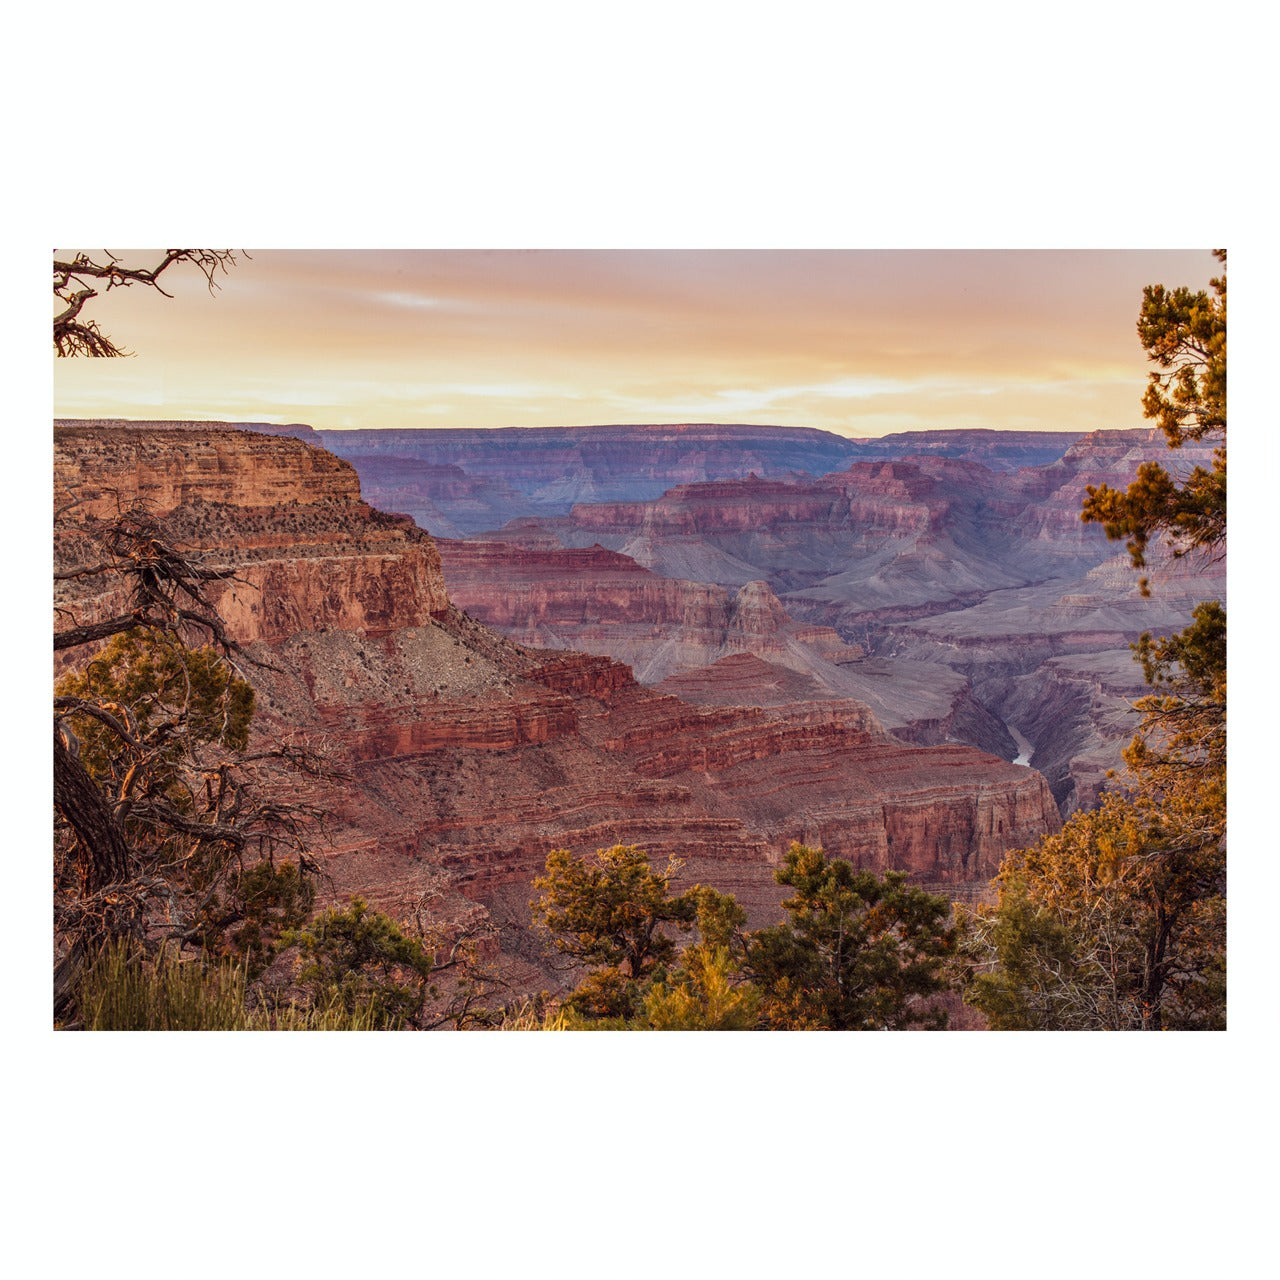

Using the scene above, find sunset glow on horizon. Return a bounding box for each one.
[53,249,1217,437]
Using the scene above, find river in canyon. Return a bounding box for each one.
[1006,721,1035,767]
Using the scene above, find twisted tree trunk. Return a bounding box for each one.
[53,724,130,892]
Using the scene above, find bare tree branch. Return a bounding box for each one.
[53,250,243,357]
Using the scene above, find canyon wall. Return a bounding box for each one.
[434,429,1222,812]
[311,423,1094,533]
[437,537,863,685]
[54,426,450,647]
[54,424,1062,992]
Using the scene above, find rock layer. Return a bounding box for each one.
[457,429,1222,813]
[437,537,862,684]
[54,426,450,647]
[54,424,1062,990]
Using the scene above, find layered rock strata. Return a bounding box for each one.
[54,426,450,650]
[318,422,866,522]
[437,538,863,683]
[54,425,1061,990]
[311,423,1095,532]
[460,430,1221,812]
[436,536,1011,751]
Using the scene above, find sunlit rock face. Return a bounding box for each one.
[54,425,451,645]
[54,423,1062,994]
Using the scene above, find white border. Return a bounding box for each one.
[12,5,1275,1277]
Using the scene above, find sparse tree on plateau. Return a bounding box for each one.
[54,249,241,357]
[531,844,701,1020]
[625,885,758,1030]
[531,842,959,1029]
[281,898,435,1029]
[531,845,762,1026]
[532,844,701,978]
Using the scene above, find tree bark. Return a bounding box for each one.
[53,724,130,892]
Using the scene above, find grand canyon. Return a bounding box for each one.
[54,417,1220,1003]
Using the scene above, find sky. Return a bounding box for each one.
[53,249,1218,437]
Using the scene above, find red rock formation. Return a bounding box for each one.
[54,426,450,649]
[457,431,1222,812]
[436,537,862,685]
[54,424,1062,992]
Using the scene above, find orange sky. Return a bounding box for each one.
[53,249,1217,436]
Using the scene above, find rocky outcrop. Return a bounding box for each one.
[54,424,1062,992]
[55,423,358,513]
[437,537,862,685]
[54,426,451,647]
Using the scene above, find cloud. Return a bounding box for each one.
[372,291,449,311]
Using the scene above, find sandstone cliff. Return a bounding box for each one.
[54,424,1062,991]
[54,426,450,648]
[437,538,862,684]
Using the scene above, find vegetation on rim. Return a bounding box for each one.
[961,251,1227,1030]
[530,842,956,1030]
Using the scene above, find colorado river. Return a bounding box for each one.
[1007,722,1035,767]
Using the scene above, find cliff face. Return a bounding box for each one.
[495,457,1045,599]
[54,426,450,646]
[54,424,1062,989]
[314,424,1093,534]
[318,422,866,524]
[436,538,862,685]
[55,424,359,512]
[436,535,1013,750]
[842,428,1088,471]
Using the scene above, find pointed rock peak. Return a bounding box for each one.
[729,580,789,631]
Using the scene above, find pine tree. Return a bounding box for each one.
[963,252,1227,1030]
[745,845,956,1030]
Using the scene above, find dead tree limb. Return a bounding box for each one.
[54,250,242,357]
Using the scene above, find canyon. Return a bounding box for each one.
[315,423,1090,534]
[54,423,1063,994]
[400,427,1222,814]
